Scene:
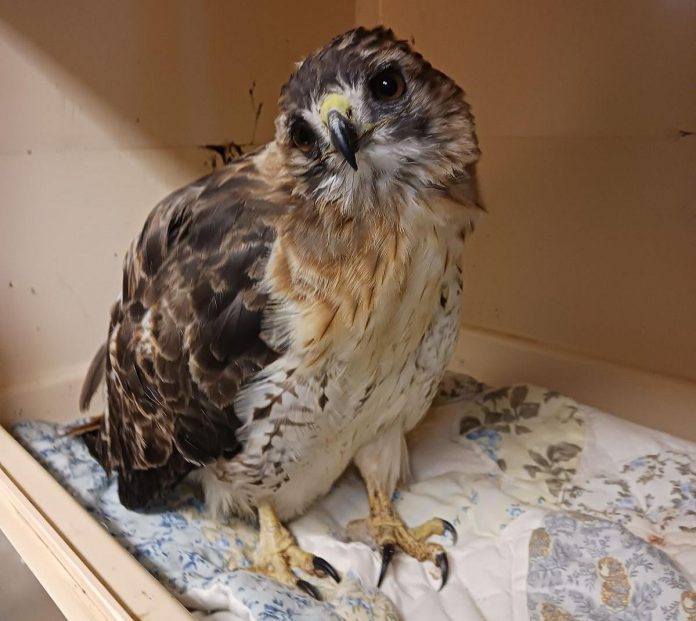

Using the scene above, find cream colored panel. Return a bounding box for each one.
[0,1,355,151]
[0,146,206,387]
[0,1,355,388]
[378,0,696,139]
[378,0,696,381]
[464,136,696,381]
[355,0,381,28]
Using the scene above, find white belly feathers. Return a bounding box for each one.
[196,198,474,520]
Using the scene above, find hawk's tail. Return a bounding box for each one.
[78,342,107,412]
[62,415,102,437]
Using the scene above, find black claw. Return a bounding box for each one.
[435,552,449,591]
[296,578,322,601]
[312,555,341,583]
[377,543,396,588]
[440,519,458,545]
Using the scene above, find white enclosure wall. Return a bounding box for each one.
[1,1,695,437]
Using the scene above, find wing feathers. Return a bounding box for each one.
[88,155,285,507]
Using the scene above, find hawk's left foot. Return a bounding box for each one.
[349,480,457,590]
[251,502,340,600]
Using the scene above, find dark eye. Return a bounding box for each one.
[369,69,406,102]
[291,122,315,154]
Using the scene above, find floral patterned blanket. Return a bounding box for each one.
[13,373,696,621]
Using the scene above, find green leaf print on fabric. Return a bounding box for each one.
[458,383,585,505]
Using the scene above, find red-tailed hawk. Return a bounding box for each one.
[77,26,483,597]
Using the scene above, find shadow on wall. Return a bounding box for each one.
[0,0,355,167]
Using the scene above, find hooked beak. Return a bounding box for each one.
[320,93,359,170]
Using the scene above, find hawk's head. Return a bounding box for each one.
[275,27,481,214]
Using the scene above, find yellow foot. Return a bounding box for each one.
[349,480,457,590]
[250,502,340,600]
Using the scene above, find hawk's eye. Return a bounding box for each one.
[291,122,315,154]
[369,69,406,102]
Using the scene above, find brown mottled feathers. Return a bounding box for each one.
[86,152,284,508]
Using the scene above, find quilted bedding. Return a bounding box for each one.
[13,373,696,620]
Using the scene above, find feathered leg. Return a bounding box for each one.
[351,425,456,590]
[251,501,340,600]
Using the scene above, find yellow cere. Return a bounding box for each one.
[320,93,353,126]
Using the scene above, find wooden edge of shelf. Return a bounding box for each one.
[0,427,192,621]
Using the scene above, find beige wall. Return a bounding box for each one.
[367,0,696,382]
[0,1,354,388]
[1,2,695,417]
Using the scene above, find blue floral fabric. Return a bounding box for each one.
[11,373,696,621]
[12,420,397,621]
[528,513,693,621]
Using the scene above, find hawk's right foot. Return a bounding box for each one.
[250,502,340,600]
[348,478,456,590]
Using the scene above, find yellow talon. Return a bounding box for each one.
[249,502,340,600]
[349,478,456,590]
